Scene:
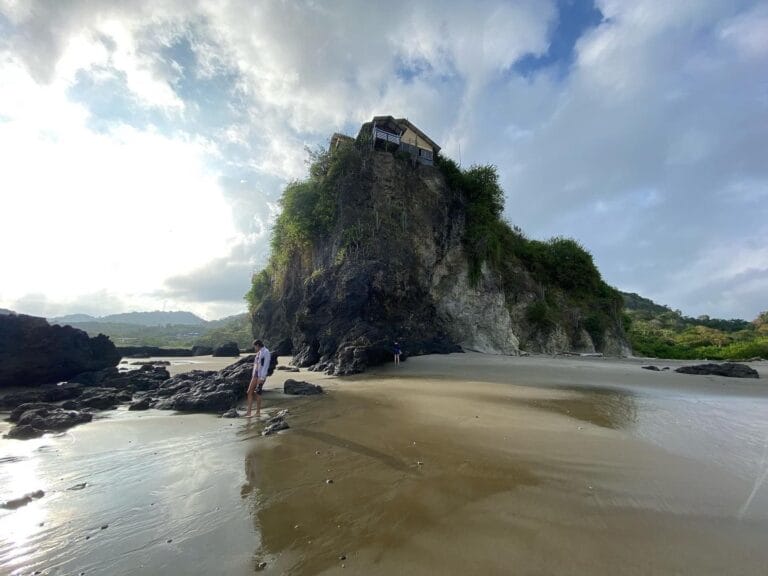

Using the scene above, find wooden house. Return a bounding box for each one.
[358,116,441,166]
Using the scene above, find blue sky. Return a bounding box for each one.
[1,0,766,320]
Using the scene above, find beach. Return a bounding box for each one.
[2,353,768,574]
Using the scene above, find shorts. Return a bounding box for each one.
[251,378,266,395]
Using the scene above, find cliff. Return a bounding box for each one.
[249,132,629,374]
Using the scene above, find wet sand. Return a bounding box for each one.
[246,354,768,575]
[2,353,768,574]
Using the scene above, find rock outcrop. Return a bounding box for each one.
[250,139,629,374]
[212,341,240,357]
[0,313,120,388]
[675,363,760,379]
[283,379,323,395]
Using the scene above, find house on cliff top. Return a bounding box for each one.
[351,116,440,166]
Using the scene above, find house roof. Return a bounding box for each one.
[371,115,441,153]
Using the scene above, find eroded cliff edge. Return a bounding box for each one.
[249,137,629,374]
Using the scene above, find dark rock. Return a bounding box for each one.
[0,313,120,388]
[675,363,760,379]
[263,412,290,436]
[276,366,300,372]
[69,367,120,387]
[128,397,152,411]
[212,341,240,357]
[6,406,93,439]
[641,365,661,371]
[116,346,194,357]
[284,379,323,395]
[1,489,45,510]
[221,408,239,418]
[68,483,87,490]
[191,345,213,356]
[76,388,120,410]
[0,381,86,409]
[130,360,170,366]
[10,402,57,422]
[5,424,41,440]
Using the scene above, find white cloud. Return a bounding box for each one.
[0,57,239,313]
[1,0,767,321]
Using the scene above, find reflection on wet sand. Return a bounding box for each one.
[242,390,539,575]
[242,355,768,575]
[522,386,639,429]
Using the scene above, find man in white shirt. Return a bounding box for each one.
[246,339,271,418]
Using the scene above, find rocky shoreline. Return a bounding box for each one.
[2,356,324,439]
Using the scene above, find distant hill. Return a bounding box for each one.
[47,310,252,349]
[50,310,206,327]
[0,308,15,316]
[51,313,98,323]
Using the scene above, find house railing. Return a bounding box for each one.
[373,127,401,145]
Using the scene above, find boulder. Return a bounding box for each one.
[0,382,84,409]
[641,365,661,371]
[149,356,255,413]
[221,408,239,418]
[212,341,240,357]
[76,388,121,409]
[284,379,323,395]
[69,367,120,386]
[6,405,93,439]
[128,397,152,411]
[0,313,120,387]
[263,410,290,436]
[191,345,214,356]
[276,366,300,373]
[675,363,759,379]
[116,346,194,357]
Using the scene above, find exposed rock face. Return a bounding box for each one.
[675,363,760,379]
[251,150,629,374]
[0,313,120,387]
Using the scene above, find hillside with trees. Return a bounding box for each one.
[622,292,767,359]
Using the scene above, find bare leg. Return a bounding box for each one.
[246,381,255,417]
[255,394,262,417]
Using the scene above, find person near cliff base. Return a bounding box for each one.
[393,341,402,365]
[247,339,271,418]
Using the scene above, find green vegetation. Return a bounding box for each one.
[247,140,365,314]
[436,154,622,334]
[270,143,362,267]
[63,313,253,349]
[623,294,768,360]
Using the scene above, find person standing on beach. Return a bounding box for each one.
[393,341,401,365]
[246,339,271,418]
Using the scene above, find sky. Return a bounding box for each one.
[1,0,766,321]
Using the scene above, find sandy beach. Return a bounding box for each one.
[2,353,768,575]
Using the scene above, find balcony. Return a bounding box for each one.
[372,127,401,145]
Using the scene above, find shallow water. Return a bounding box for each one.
[2,355,768,575]
[0,410,260,575]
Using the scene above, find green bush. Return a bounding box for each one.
[527,300,557,331]
[245,269,271,312]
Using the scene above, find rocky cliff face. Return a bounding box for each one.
[251,144,629,374]
[0,313,121,387]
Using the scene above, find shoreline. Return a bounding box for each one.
[2,353,767,575]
